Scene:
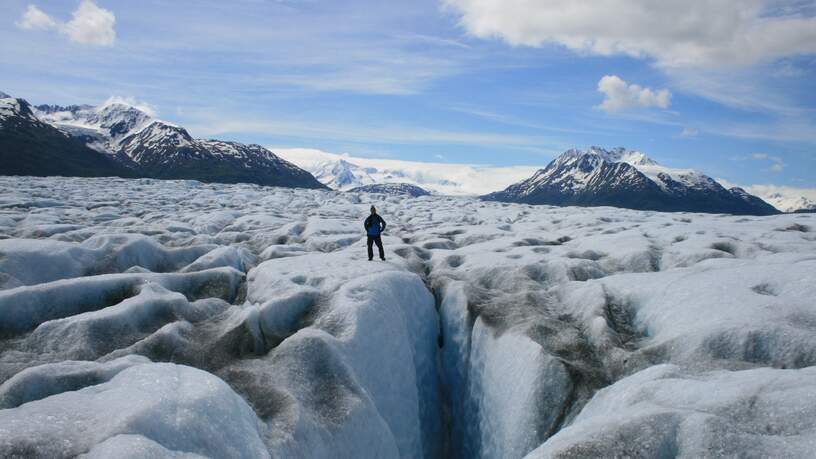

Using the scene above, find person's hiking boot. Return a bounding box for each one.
[380,257,386,261]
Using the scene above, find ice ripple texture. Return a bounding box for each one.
[1,176,815,458]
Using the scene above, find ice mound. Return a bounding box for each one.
[247,250,403,303]
[0,362,269,458]
[0,267,244,336]
[0,355,149,409]
[526,364,816,458]
[0,234,216,289]
[0,176,815,458]
[180,245,257,273]
[557,253,816,371]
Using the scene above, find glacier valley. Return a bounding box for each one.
[1,176,815,458]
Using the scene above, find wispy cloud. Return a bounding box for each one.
[706,119,816,143]
[248,55,459,95]
[181,110,560,151]
[669,68,813,116]
[120,2,470,96]
[395,33,471,49]
[680,127,699,138]
[732,152,787,173]
[447,105,608,136]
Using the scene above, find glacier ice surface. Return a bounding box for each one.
[0,176,815,458]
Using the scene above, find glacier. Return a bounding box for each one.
[1,175,815,458]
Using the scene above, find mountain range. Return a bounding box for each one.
[276,148,538,196]
[1,91,809,215]
[0,92,325,189]
[0,96,134,178]
[762,193,816,213]
[277,148,813,214]
[482,147,780,215]
[307,156,457,192]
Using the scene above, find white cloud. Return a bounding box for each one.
[100,96,157,117]
[178,108,563,151]
[62,0,116,46]
[733,152,787,173]
[698,118,816,143]
[668,68,806,115]
[680,127,699,138]
[16,1,115,47]
[17,5,58,30]
[751,153,786,172]
[256,56,457,96]
[597,75,671,112]
[443,0,816,68]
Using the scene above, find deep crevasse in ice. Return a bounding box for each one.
[1,176,816,458]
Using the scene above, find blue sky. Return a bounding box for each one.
[1,0,815,190]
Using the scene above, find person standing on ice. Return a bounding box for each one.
[364,205,387,261]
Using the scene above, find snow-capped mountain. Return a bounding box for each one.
[307,156,454,192]
[712,181,816,213]
[117,121,322,187]
[309,158,379,189]
[1,96,42,126]
[36,101,153,148]
[276,148,539,195]
[483,147,779,215]
[2,91,325,189]
[0,93,134,178]
[117,121,193,166]
[347,182,431,197]
[763,193,816,213]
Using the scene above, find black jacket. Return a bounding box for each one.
[364,214,386,236]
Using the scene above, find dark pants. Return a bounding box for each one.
[367,235,385,260]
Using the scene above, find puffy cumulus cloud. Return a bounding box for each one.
[16,1,116,47]
[443,0,816,67]
[62,0,116,46]
[597,75,671,112]
[17,5,58,30]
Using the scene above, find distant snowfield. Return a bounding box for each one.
[275,147,816,213]
[717,179,816,213]
[1,176,816,458]
[274,147,540,195]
